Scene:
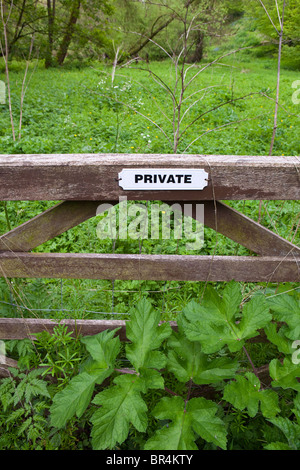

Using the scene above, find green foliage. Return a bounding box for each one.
[179,281,271,353]
[49,297,230,450]
[0,368,50,410]
[1,285,300,449]
[0,368,50,449]
[34,323,86,386]
[269,358,300,393]
[267,293,300,340]
[144,396,227,450]
[166,331,239,385]
[125,298,172,372]
[265,394,300,450]
[223,372,280,418]
[43,288,300,450]
[91,374,149,450]
[1,55,300,158]
[50,328,121,428]
[264,322,294,355]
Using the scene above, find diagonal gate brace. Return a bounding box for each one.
[0,200,298,283]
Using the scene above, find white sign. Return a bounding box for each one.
[118,168,208,190]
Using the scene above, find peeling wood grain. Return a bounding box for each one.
[0,154,299,200]
[0,317,129,341]
[0,355,18,378]
[0,252,298,282]
[201,200,300,257]
[0,318,269,343]
[0,201,100,252]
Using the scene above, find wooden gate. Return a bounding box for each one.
[0,153,299,346]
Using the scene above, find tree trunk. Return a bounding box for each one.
[190,30,204,63]
[56,0,81,66]
[45,0,55,68]
[127,14,175,60]
[8,0,27,54]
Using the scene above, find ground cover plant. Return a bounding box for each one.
[0,2,300,451]
[0,55,299,156]
[1,284,300,450]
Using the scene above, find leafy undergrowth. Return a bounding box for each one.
[1,281,299,450]
[0,58,299,156]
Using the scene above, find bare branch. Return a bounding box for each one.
[275,0,282,28]
[90,89,172,148]
[18,33,36,139]
[182,111,267,153]
[256,0,280,35]
[268,0,286,156]
[179,91,263,141]
[0,0,16,140]
[183,41,271,91]
[126,29,173,60]
[179,86,221,125]
[110,67,174,124]
[111,43,121,86]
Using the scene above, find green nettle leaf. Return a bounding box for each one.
[12,369,50,405]
[265,394,300,450]
[167,331,239,385]
[50,372,106,429]
[267,294,300,340]
[50,329,121,429]
[139,368,164,390]
[238,295,272,339]
[223,372,280,418]
[91,374,148,450]
[80,327,121,366]
[269,358,300,392]
[179,282,271,353]
[88,300,172,450]
[144,396,227,450]
[265,417,300,450]
[125,298,172,371]
[264,441,294,450]
[292,393,300,424]
[264,322,294,355]
[221,280,243,322]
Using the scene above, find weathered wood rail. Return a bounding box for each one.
[0,154,299,201]
[0,153,299,346]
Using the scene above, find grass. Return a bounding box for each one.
[0,52,299,321]
[0,53,299,156]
